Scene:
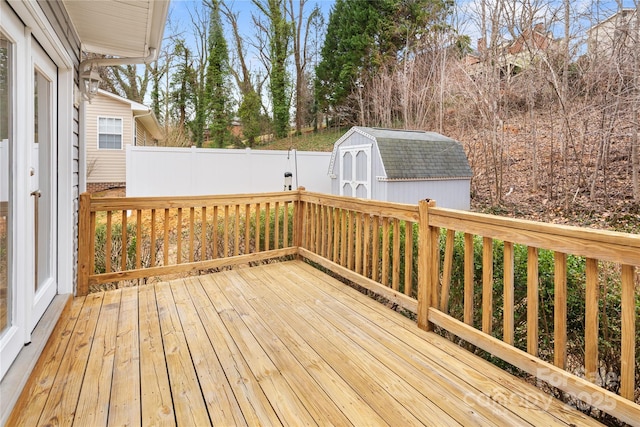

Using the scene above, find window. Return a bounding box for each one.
[98,117,122,149]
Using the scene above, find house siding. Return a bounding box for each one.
[86,96,134,184]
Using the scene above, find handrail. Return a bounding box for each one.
[77,189,639,424]
[78,191,299,295]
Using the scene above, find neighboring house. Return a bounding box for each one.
[0,0,168,419]
[85,90,164,193]
[587,8,639,59]
[473,24,558,77]
[328,127,472,209]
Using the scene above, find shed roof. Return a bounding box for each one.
[331,127,472,180]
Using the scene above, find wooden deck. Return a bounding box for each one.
[9,261,602,426]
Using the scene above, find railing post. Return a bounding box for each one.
[77,192,92,296]
[294,187,306,257]
[417,199,436,331]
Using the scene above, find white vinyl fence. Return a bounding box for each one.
[126,145,332,197]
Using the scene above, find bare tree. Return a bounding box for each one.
[287,0,320,134]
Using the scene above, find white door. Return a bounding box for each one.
[0,1,25,380]
[0,2,58,380]
[30,41,57,330]
[339,144,371,198]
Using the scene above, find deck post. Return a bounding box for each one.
[294,187,306,257]
[77,192,92,296]
[417,199,436,331]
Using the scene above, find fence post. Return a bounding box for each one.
[417,199,436,331]
[77,192,92,296]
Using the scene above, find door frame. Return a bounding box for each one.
[0,0,75,381]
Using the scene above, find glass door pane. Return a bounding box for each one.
[0,34,12,336]
[30,41,56,328]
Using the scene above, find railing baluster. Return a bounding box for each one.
[274,202,280,251]
[245,204,251,254]
[90,211,96,277]
[255,203,261,252]
[224,205,229,258]
[482,237,493,334]
[585,257,599,382]
[176,208,182,264]
[363,214,371,278]
[189,207,195,263]
[429,225,440,308]
[403,221,413,297]
[121,210,128,271]
[503,241,515,345]
[313,204,322,253]
[283,202,288,248]
[324,206,333,259]
[234,205,240,256]
[440,229,455,312]
[381,217,390,287]
[212,206,218,258]
[340,209,347,267]
[371,216,380,282]
[163,209,169,265]
[332,208,339,263]
[355,212,363,275]
[620,264,635,400]
[554,251,567,368]
[136,209,142,269]
[106,211,112,273]
[150,209,156,267]
[346,210,353,270]
[264,202,270,252]
[201,207,207,261]
[527,246,539,356]
[392,218,400,291]
[463,233,474,326]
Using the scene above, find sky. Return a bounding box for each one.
[165,0,638,60]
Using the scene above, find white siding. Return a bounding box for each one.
[382,179,471,209]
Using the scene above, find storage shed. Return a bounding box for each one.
[328,127,472,209]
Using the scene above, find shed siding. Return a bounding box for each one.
[86,95,133,183]
[382,180,471,209]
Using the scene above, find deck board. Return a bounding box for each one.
[9,261,602,426]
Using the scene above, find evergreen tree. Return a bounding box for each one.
[253,0,292,139]
[204,0,232,148]
[238,89,262,147]
[169,39,196,133]
[315,0,453,119]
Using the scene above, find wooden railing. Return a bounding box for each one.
[77,189,640,424]
[421,205,640,425]
[297,192,421,313]
[77,191,298,295]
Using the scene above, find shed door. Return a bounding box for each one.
[339,144,371,198]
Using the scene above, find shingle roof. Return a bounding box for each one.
[357,127,472,180]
